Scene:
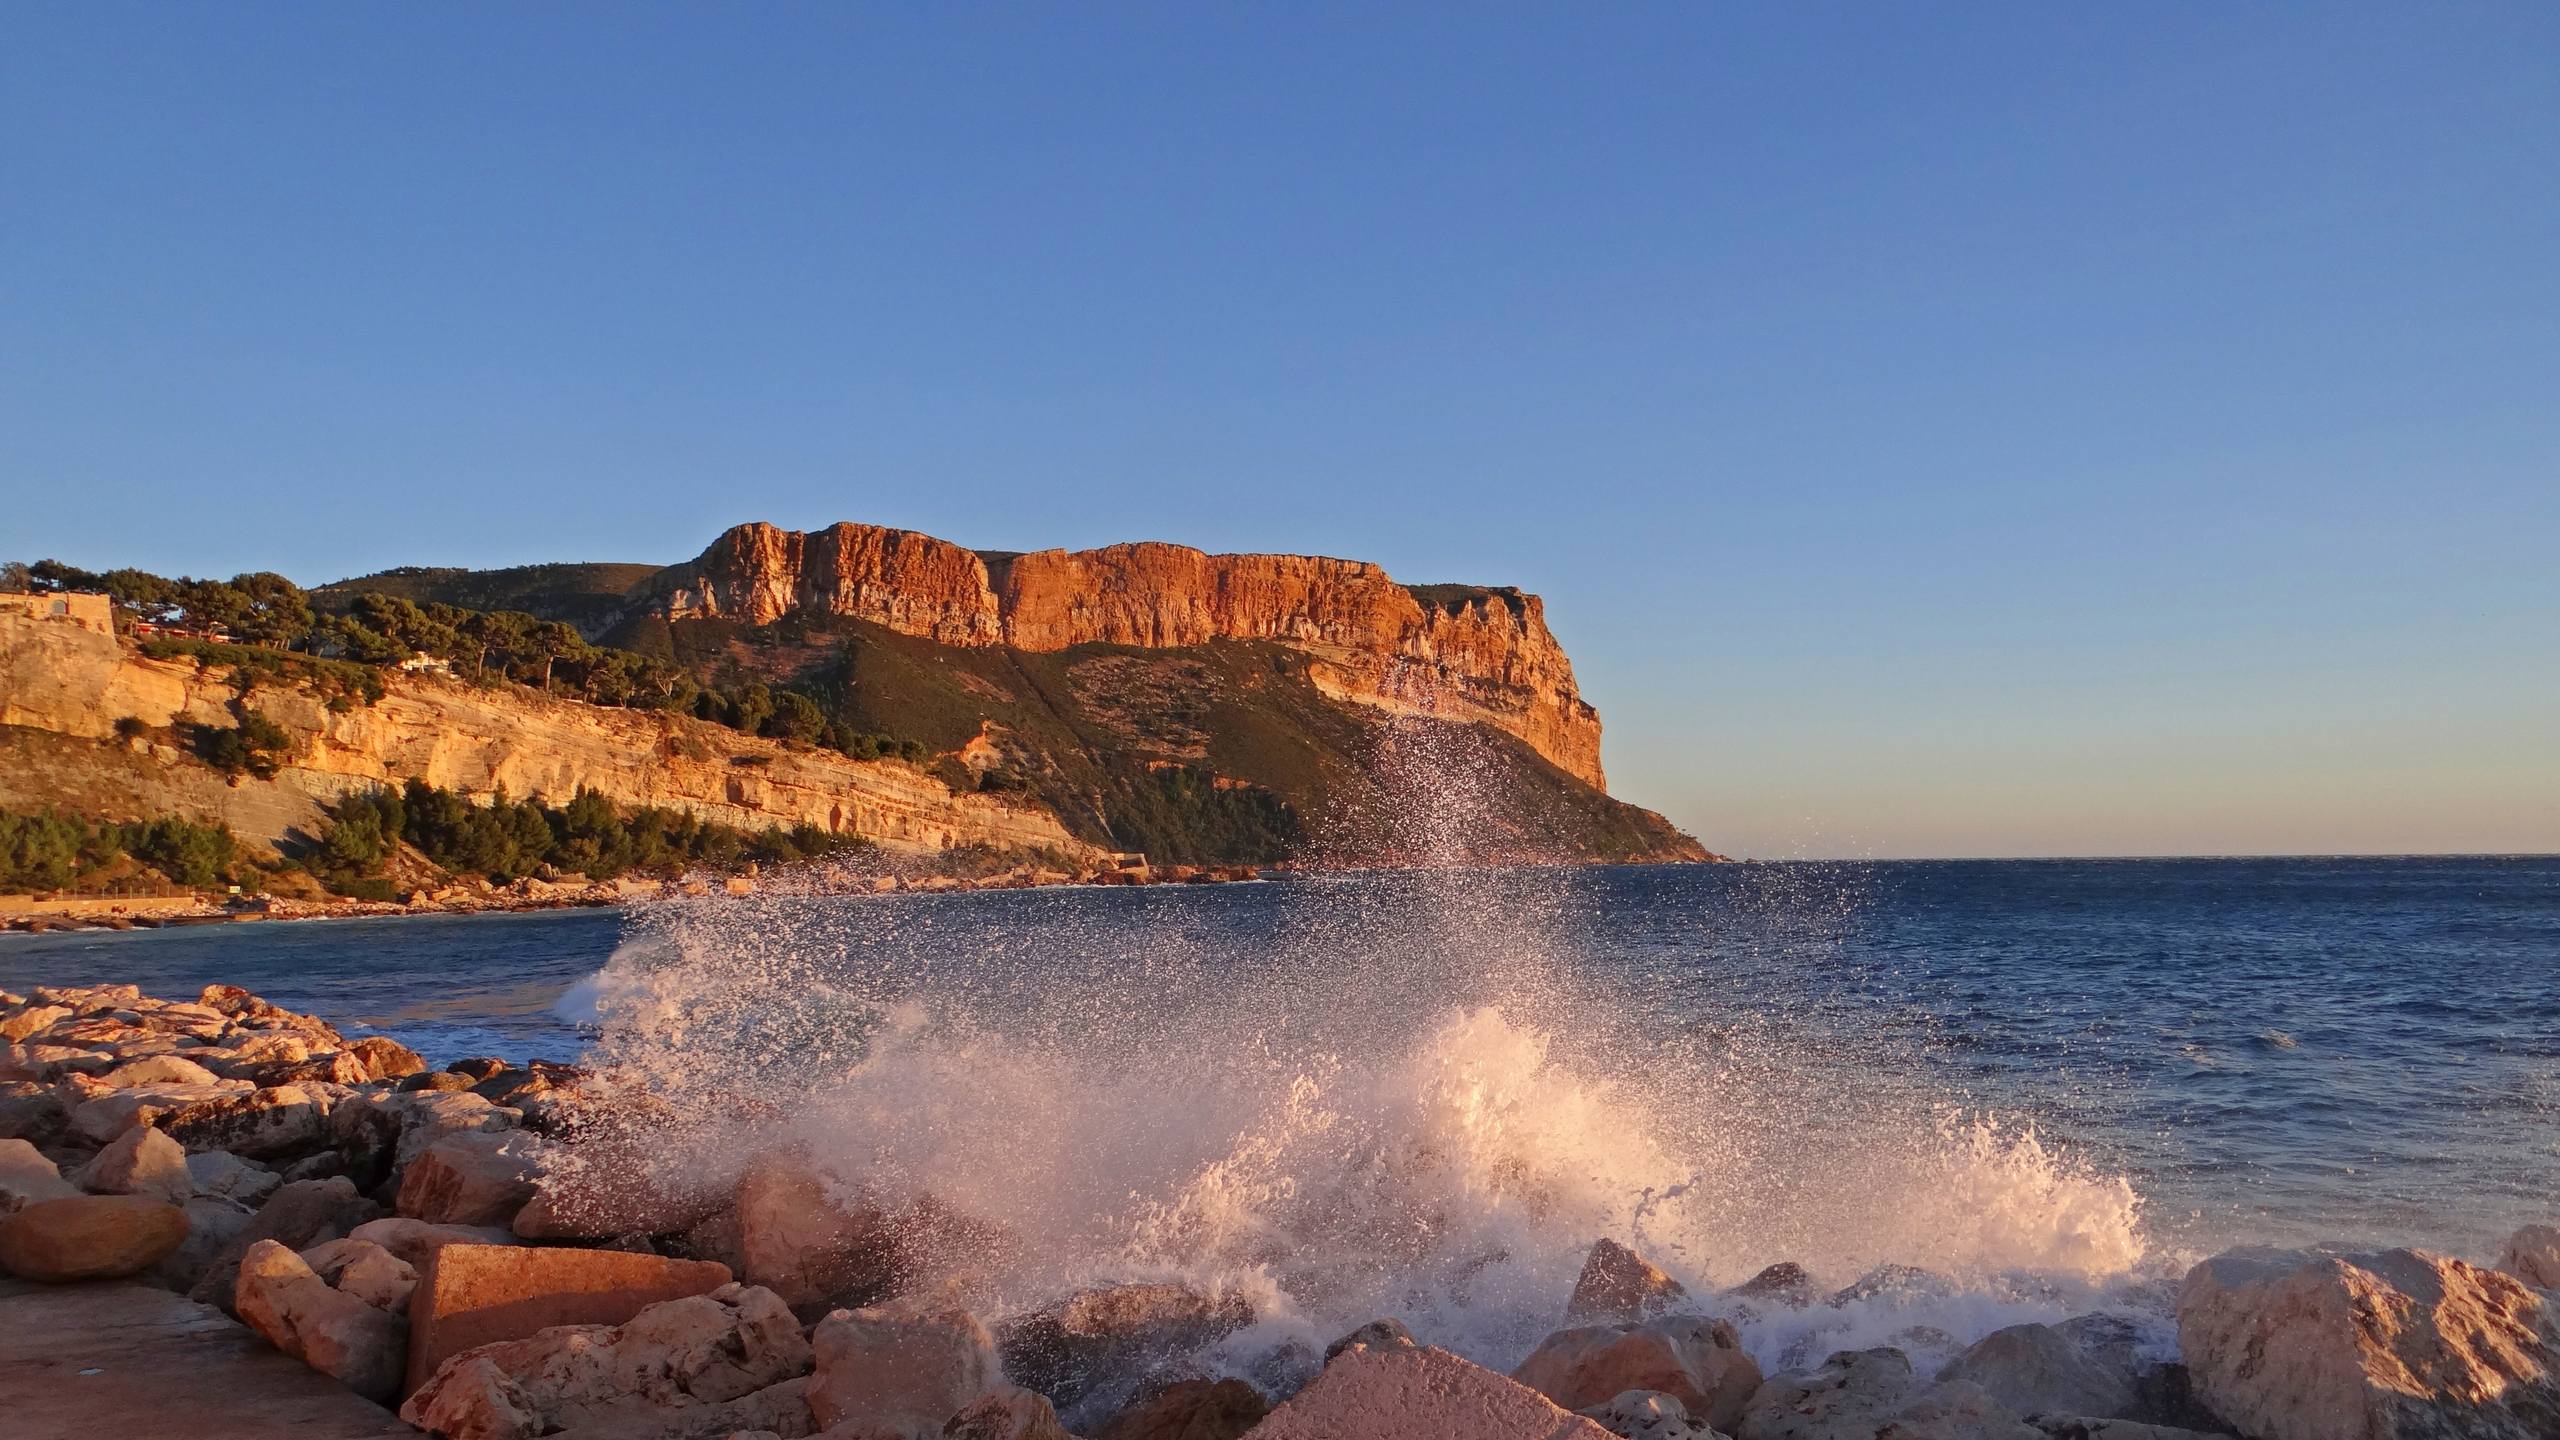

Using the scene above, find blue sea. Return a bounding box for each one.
[6,856,2555,1369]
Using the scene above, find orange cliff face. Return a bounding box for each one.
[647,522,1610,790]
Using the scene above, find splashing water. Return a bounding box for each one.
[567,717,2171,1388]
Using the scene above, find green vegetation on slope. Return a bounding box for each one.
[0,806,246,893]
[309,780,876,895]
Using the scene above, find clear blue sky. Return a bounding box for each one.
[5,4,2554,858]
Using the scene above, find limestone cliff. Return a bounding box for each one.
[645,522,1608,788]
[0,609,1087,858]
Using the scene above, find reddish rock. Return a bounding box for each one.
[303,1236,420,1313]
[398,1132,541,1226]
[0,1193,190,1280]
[1253,1343,1615,1440]
[736,1148,901,1309]
[2177,1246,2560,1440]
[1512,1316,1763,1432]
[0,1136,78,1213]
[237,1237,409,1402]
[401,1282,808,1440]
[1565,1239,1688,1326]
[510,1134,726,1241]
[654,521,1612,790]
[159,1084,331,1159]
[74,1122,194,1203]
[350,1036,428,1080]
[806,1299,1000,1436]
[405,1241,734,1397]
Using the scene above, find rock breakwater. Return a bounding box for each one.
[5,980,2558,1439]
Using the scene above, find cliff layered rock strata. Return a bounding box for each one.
[647,522,1608,789]
[0,611,1084,858]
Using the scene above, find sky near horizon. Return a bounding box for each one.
[4,4,2554,859]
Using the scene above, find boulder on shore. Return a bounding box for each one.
[1567,1239,1690,1325]
[185,1148,281,1205]
[1513,1315,1763,1432]
[0,1192,189,1280]
[400,1282,811,1440]
[74,1123,194,1204]
[189,1175,382,1313]
[347,1215,518,1269]
[301,1236,420,1313]
[806,1299,1000,1438]
[1253,1343,1616,1440]
[407,1241,735,1398]
[1936,1323,2138,1423]
[2499,1225,2560,1292]
[235,1237,409,1402]
[0,1136,79,1213]
[2176,1245,2560,1440]
[397,1131,540,1226]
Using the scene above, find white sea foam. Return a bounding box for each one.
[565,716,2176,1387]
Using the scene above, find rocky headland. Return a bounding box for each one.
[7,980,2558,1440]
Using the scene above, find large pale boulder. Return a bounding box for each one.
[1252,1343,1616,1440]
[1736,1348,2038,1440]
[400,1282,811,1440]
[407,1242,735,1396]
[398,1131,541,1225]
[1568,1239,1690,1325]
[0,1136,78,1212]
[2176,1245,2560,1440]
[236,1237,409,1401]
[159,1084,331,1159]
[69,1083,244,1145]
[2499,1226,2560,1292]
[1937,1323,2138,1422]
[0,1004,71,1042]
[1513,1316,1764,1432]
[75,1122,194,1203]
[0,1193,190,1280]
[189,1175,383,1312]
[806,1300,1000,1438]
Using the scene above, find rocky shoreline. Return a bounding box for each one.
[4,982,2558,1440]
[0,862,1280,935]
